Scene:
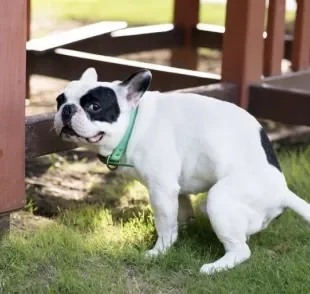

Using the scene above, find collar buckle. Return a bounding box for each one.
[106,155,119,171]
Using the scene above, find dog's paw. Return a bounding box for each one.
[144,249,160,258]
[200,263,221,275]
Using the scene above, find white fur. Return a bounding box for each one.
[54,68,310,275]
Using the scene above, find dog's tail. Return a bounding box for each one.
[284,190,310,222]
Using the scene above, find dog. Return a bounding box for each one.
[54,67,310,275]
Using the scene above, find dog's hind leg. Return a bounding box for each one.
[199,180,260,275]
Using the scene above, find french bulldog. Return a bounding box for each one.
[54,67,310,275]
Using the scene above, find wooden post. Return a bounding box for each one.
[291,0,310,71]
[0,0,27,228]
[26,0,31,99]
[221,0,266,108]
[27,0,31,41]
[171,0,199,70]
[263,0,286,76]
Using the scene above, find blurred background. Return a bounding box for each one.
[27,0,297,115]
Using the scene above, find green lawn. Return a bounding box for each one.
[32,0,295,26]
[1,145,310,293]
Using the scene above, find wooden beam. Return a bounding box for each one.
[0,0,27,214]
[27,48,220,91]
[26,22,295,61]
[249,70,310,126]
[27,21,127,52]
[263,0,286,76]
[66,24,183,56]
[26,113,76,159]
[221,0,266,108]
[259,69,310,90]
[27,24,183,56]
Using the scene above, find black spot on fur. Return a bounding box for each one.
[56,93,67,110]
[80,87,120,123]
[260,127,281,172]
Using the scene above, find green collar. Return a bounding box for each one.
[97,107,138,171]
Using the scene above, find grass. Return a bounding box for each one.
[18,1,308,292]
[2,145,310,293]
[32,0,296,27]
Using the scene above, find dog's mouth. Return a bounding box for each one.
[60,126,104,143]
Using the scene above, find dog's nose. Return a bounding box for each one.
[62,104,77,125]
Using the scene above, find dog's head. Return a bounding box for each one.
[54,68,152,155]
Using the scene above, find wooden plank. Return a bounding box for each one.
[221,0,266,108]
[0,0,27,214]
[263,0,286,76]
[260,69,310,91]
[27,21,127,52]
[249,70,310,125]
[26,113,76,159]
[65,24,183,56]
[26,22,293,61]
[249,83,310,126]
[27,48,220,91]
[25,83,237,159]
[291,0,310,71]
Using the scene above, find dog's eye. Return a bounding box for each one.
[87,103,101,112]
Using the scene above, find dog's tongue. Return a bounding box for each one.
[88,133,103,143]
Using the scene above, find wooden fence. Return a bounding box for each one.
[1,0,310,229]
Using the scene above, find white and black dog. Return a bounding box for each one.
[54,68,310,275]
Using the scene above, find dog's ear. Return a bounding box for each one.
[80,67,98,82]
[119,69,152,106]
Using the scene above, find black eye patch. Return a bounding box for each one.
[80,86,120,123]
[56,93,67,110]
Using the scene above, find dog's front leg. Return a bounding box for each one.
[145,183,180,257]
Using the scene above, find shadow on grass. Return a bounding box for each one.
[26,149,98,178]
[26,172,150,221]
[26,148,150,225]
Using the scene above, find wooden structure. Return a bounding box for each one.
[0,1,27,231]
[1,0,310,228]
